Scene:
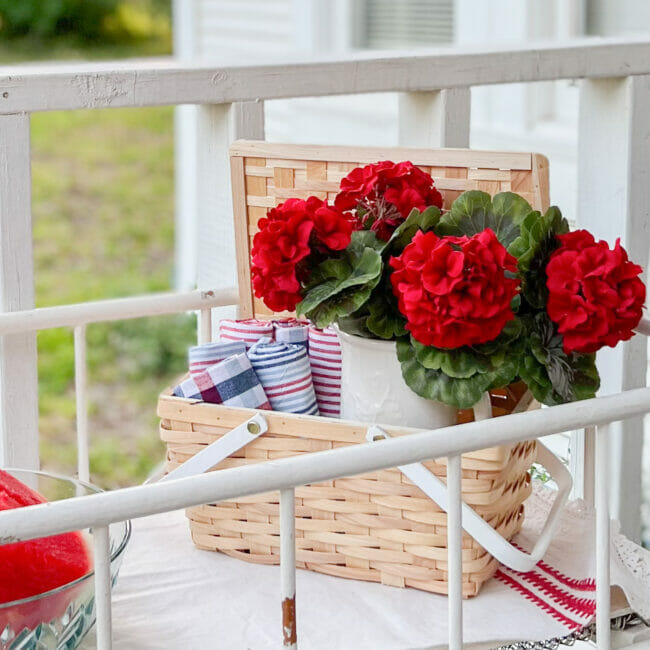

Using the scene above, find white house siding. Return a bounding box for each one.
[173,0,650,540]
[172,0,294,291]
[194,0,293,57]
[174,0,592,293]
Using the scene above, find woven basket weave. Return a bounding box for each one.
[159,142,550,597]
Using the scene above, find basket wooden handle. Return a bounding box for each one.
[367,426,572,573]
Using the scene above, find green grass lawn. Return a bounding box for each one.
[1,36,196,488]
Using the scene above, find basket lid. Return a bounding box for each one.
[229,140,549,320]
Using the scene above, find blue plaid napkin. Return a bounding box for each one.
[173,353,271,409]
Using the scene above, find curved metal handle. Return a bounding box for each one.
[366,426,572,573]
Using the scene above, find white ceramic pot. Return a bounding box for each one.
[335,327,458,430]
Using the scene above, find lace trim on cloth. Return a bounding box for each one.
[527,483,650,623]
[611,525,650,623]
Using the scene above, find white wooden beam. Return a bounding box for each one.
[2,39,650,113]
[399,89,471,148]
[0,114,39,469]
[196,101,264,330]
[577,75,650,541]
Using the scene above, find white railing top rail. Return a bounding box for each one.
[0,287,237,335]
[2,37,650,114]
[1,384,649,544]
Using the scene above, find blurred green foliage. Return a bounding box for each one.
[28,105,194,489]
[0,0,170,45]
[0,28,189,488]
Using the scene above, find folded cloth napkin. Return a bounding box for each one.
[274,319,310,348]
[188,341,246,378]
[219,319,274,349]
[172,353,271,409]
[308,326,342,418]
[247,339,319,415]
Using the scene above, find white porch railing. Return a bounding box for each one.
[0,37,649,649]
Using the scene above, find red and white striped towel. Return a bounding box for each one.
[308,326,342,418]
[219,319,274,348]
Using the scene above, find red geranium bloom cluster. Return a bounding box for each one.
[546,230,645,354]
[335,161,443,241]
[390,229,520,348]
[251,197,353,312]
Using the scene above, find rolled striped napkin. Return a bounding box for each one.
[173,353,271,409]
[308,326,342,418]
[188,340,246,378]
[274,319,310,348]
[219,319,274,349]
[247,339,319,415]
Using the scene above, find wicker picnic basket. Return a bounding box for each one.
[158,141,550,597]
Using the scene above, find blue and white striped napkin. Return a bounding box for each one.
[188,340,246,377]
[247,339,319,415]
[273,319,310,348]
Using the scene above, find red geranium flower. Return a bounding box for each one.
[304,196,354,251]
[335,161,443,241]
[390,229,520,348]
[546,230,645,354]
[251,197,353,312]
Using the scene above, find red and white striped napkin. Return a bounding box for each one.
[308,326,342,418]
[219,319,274,348]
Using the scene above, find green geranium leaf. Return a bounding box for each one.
[365,283,406,339]
[436,191,531,249]
[411,319,523,377]
[397,339,495,408]
[387,206,442,254]
[302,281,380,329]
[396,327,522,409]
[350,229,386,252]
[307,257,352,285]
[337,309,375,338]
[519,313,600,405]
[509,206,569,309]
[412,339,491,377]
[297,245,383,326]
[571,354,600,401]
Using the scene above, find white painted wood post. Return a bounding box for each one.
[172,0,198,291]
[74,324,89,482]
[196,101,265,335]
[595,423,611,650]
[280,487,297,649]
[446,453,464,650]
[577,75,650,542]
[93,524,113,650]
[398,89,471,148]
[0,114,39,470]
[570,426,595,507]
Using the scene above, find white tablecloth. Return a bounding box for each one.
[84,486,650,649]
